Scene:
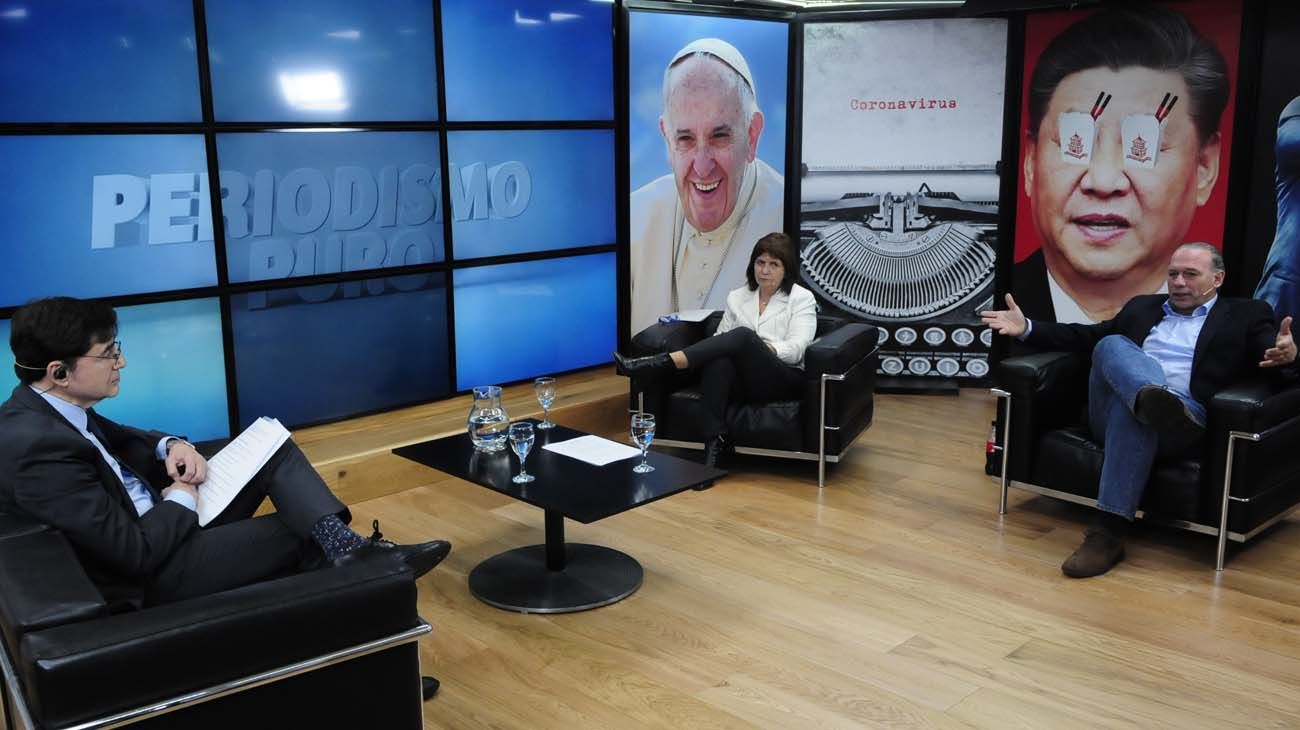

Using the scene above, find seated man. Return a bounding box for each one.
[0,296,450,606]
[981,243,1296,577]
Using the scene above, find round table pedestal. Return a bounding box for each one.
[468,543,643,614]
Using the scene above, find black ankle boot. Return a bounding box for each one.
[614,351,674,379]
[703,434,730,469]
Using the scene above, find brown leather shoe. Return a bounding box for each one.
[1134,385,1203,444]
[1061,528,1126,578]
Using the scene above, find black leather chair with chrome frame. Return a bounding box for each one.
[0,512,431,730]
[626,312,878,488]
[989,351,1300,570]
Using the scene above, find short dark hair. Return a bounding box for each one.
[745,232,799,294]
[10,297,117,384]
[1027,5,1229,146]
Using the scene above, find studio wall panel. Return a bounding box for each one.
[229,273,450,429]
[453,254,616,390]
[217,130,444,284]
[0,134,217,307]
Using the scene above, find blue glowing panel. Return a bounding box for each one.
[0,1,201,122]
[230,274,450,428]
[0,300,230,442]
[217,131,444,284]
[205,0,438,122]
[442,0,613,121]
[454,254,615,389]
[0,135,217,307]
[447,130,615,259]
[628,11,789,190]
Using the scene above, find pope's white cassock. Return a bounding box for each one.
[629,159,784,334]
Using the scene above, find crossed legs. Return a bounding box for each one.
[1062,335,1206,578]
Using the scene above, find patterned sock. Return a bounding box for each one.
[310,514,369,559]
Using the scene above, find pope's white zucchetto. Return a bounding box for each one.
[666,38,757,105]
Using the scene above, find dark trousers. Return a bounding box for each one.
[682,327,805,439]
[148,440,348,604]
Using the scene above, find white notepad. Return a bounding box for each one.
[542,434,641,467]
[196,417,291,526]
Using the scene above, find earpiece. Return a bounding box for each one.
[1201,286,1217,297]
[53,365,67,380]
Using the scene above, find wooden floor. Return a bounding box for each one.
[11,370,1296,730]
[317,369,1300,730]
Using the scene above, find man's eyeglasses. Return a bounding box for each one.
[79,341,123,362]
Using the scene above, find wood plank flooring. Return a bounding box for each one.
[334,376,1300,730]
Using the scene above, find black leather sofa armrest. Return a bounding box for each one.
[19,555,420,730]
[996,351,1088,399]
[1209,381,1300,435]
[0,531,108,662]
[804,323,878,377]
[630,316,715,355]
[995,352,1089,481]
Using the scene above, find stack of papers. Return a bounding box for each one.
[196,417,291,526]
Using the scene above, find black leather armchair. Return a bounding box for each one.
[989,352,1300,570]
[628,313,879,487]
[0,514,430,729]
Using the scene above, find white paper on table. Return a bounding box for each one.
[542,434,642,467]
[670,309,714,323]
[196,417,291,526]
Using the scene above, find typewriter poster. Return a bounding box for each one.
[800,18,1008,382]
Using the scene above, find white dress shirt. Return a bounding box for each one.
[715,282,819,369]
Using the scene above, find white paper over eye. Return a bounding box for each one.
[1122,114,1160,169]
[1058,112,1095,165]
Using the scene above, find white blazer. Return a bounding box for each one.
[715,282,818,369]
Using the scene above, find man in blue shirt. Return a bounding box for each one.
[982,243,1296,577]
[0,297,450,606]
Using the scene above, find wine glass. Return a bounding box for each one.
[631,413,655,474]
[508,422,536,483]
[534,377,557,429]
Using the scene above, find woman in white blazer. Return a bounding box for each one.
[616,232,818,466]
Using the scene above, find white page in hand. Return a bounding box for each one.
[196,417,291,526]
[542,434,641,466]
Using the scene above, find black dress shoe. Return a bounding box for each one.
[613,351,675,379]
[1134,385,1203,444]
[334,521,451,579]
[422,676,440,701]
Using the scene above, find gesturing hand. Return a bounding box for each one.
[1261,316,1296,368]
[979,294,1028,338]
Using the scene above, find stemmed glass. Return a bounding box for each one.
[631,413,656,474]
[508,422,536,483]
[534,377,557,430]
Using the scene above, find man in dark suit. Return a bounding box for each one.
[0,297,451,606]
[982,243,1296,577]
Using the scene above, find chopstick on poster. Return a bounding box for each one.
[1090,91,1112,119]
[1155,93,1179,122]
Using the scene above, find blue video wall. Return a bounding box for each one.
[0,0,616,437]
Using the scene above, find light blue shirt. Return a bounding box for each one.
[32,387,196,516]
[1142,295,1217,402]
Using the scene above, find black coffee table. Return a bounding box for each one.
[393,420,725,614]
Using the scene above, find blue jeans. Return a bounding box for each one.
[1088,335,1206,520]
